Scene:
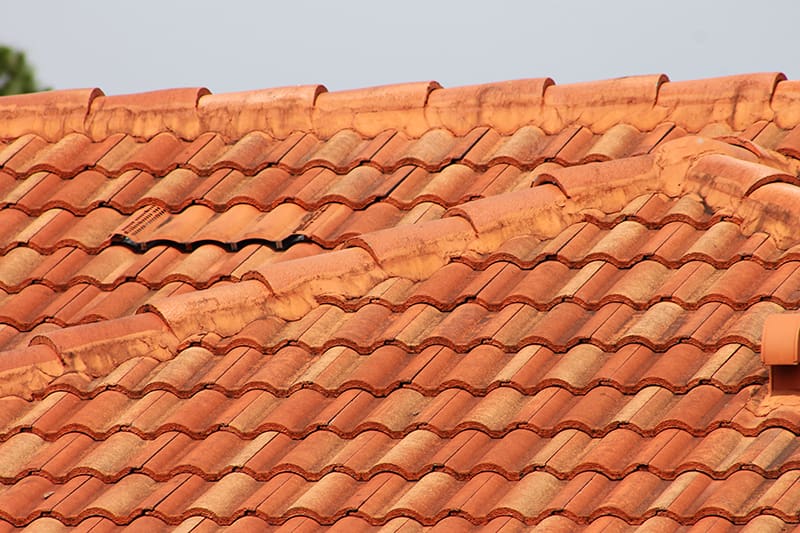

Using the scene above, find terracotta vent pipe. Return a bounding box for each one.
[762,313,800,395]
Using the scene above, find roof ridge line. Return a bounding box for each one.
[1,73,795,142]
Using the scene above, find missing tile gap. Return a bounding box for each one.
[107,233,322,255]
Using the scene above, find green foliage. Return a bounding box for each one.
[0,46,49,96]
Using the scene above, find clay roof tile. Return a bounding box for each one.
[198,85,325,140]
[0,74,799,529]
[0,88,103,142]
[86,87,210,141]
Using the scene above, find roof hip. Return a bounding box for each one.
[2,132,799,399]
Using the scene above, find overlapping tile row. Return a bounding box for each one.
[0,243,326,335]
[0,200,450,254]
[2,514,790,531]
[0,242,324,294]
[3,75,800,152]
[0,195,796,343]
[0,193,757,290]
[0,280,783,345]
[0,126,678,225]
[0,339,778,493]
[583,193,728,230]
[461,222,799,270]
[1,121,799,218]
[3,194,794,265]
[4,73,800,141]
[0,163,536,217]
[0,255,797,336]
[38,342,764,399]
[0,195,787,295]
[184,300,778,355]
[335,258,800,312]
[0,382,785,443]
[5,425,800,485]
[1,470,799,527]
[0,123,678,182]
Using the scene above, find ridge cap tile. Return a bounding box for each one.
[139,278,273,341]
[541,74,668,133]
[656,72,786,132]
[425,78,553,136]
[0,88,103,142]
[28,312,177,377]
[198,84,326,140]
[86,87,211,141]
[0,344,63,399]
[447,184,574,248]
[347,216,477,280]
[772,79,800,129]
[313,81,441,138]
[243,246,386,321]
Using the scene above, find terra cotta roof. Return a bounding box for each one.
[1,73,800,530]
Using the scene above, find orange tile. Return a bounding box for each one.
[775,124,800,158]
[0,169,17,204]
[0,284,58,330]
[299,129,395,173]
[94,135,144,176]
[122,132,187,175]
[544,74,666,132]
[388,164,483,208]
[469,126,560,169]
[0,136,38,168]
[203,168,285,210]
[658,73,782,131]
[191,204,261,243]
[199,86,322,141]
[132,168,205,212]
[0,474,80,525]
[28,208,124,253]
[0,208,46,252]
[326,304,394,351]
[87,87,209,140]
[15,172,70,214]
[63,246,146,288]
[68,282,151,323]
[552,126,596,164]
[374,128,486,172]
[36,171,115,215]
[2,136,51,177]
[313,81,439,138]
[0,247,62,291]
[691,152,796,198]
[44,283,104,325]
[228,132,308,174]
[0,88,103,142]
[295,166,389,208]
[426,79,551,136]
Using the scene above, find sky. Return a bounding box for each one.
[3,1,800,96]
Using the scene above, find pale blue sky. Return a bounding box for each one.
[3,1,799,95]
